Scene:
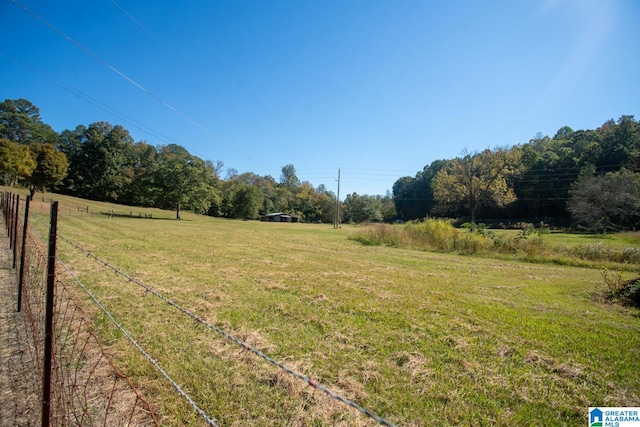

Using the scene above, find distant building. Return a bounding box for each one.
[259,212,299,223]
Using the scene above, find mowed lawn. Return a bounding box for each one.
[20,193,640,426]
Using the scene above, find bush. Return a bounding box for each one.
[350,219,495,254]
[455,231,494,254]
[406,219,459,251]
[602,270,640,307]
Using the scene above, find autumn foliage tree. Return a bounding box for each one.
[26,143,68,197]
[432,148,520,223]
[0,138,35,185]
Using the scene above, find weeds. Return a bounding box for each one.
[351,220,640,269]
[602,269,640,307]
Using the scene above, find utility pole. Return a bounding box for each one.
[334,168,340,229]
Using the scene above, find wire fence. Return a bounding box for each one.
[59,235,397,427]
[4,191,397,426]
[29,196,158,219]
[1,192,158,427]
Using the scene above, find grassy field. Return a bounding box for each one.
[8,189,640,426]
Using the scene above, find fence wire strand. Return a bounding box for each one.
[56,258,220,427]
[2,192,158,427]
[59,234,397,427]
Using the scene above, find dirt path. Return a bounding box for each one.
[0,234,39,426]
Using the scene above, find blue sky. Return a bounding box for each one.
[1,0,638,197]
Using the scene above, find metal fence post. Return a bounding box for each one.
[42,201,58,427]
[12,195,20,269]
[9,194,15,248]
[17,196,30,312]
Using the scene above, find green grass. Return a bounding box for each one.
[352,221,640,271]
[7,188,640,426]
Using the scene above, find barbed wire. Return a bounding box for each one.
[58,233,397,427]
[2,194,159,426]
[55,255,220,427]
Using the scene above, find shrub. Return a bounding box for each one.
[407,219,459,251]
[602,270,640,307]
[455,231,493,254]
[351,219,495,254]
[567,243,640,264]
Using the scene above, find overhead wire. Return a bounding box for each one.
[156,0,313,159]
[11,0,627,195]
[109,0,307,168]
[9,0,268,170]
[0,52,181,146]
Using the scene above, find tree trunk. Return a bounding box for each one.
[176,203,181,220]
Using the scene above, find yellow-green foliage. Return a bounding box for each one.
[351,222,405,246]
[351,220,640,270]
[405,218,459,251]
[352,219,495,254]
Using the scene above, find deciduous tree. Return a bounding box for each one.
[155,144,218,219]
[0,138,35,185]
[280,163,300,189]
[232,183,263,219]
[568,169,640,231]
[26,143,68,196]
[432,148,520,223]
[343,193,383,223]
[393,160,448,220]
[58,122,135,201]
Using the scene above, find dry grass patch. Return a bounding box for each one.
[15,193,639,426]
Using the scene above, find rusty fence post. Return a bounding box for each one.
[1,192,5,220]
[9,194,15,248]
[12,195,20,269]
[42,201,58,427]
[17,196,30,312]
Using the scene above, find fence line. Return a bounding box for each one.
[56,258,220,427]
[1,192,158,426]
[59,233,398,427]
[12,191,397,426]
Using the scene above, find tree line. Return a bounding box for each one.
[393,117,640,231]
[1,98,638,229]
[0,98,395,222]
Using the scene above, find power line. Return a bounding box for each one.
[109,0,175,57]
[10,0,267,169]
[155,1,312,158]
[110,0,308,162]
[0,52,181,146]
